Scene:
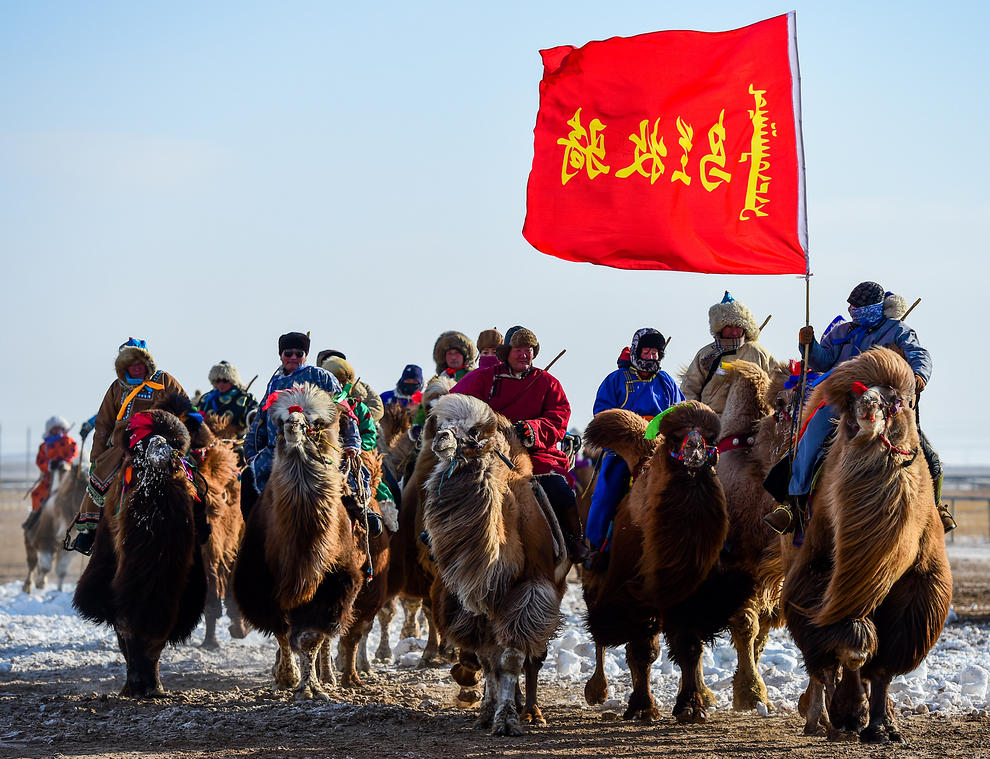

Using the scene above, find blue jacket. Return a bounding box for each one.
[593,369,685,417]
[806,317,932,383]
[244,365,361,492]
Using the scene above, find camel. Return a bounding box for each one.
[335,448,392,687]
[713,360,795,711]
[24,458,86,593]
[582,401,754,723]
[73,409,208,697]
[423,393,569,736]
[382,376,457,666]
[177,404,247,649]
[781,347,952,744]
[232,384,364,700]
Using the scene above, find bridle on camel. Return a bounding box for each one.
[850,381,918,466]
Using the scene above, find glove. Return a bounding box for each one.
[407,425,422,442]
[798,326,815,346]
[80,420,95,440]
[915,374,926,394]
[513,420,536,448]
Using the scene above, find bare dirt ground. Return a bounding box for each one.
[2,493,990,759]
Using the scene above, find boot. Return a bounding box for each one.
[67,529,96,556]
[937,503,956,534]
[21,508,42,532]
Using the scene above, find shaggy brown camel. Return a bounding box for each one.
[424,393,569,736]
[782,347,952,744]
[232,384,364,700]
[336,449,392,687]
[24,458,85,593]
[714,360,794,711]
[73,409,208,697]
[383,376,457,666]
[183,412,246,649]
[582,401,755,724]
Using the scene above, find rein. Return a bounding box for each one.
[716,434,755,453]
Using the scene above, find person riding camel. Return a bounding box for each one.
[476,328,503,369]
[23,416,78,532]
[314,348,385,423]
[764,281,950,534]
[67,338,187,554]
[451,325,589,563]
[195,360,258,439]
[681,291,779,414]
[380,364,424,408]
[411,330,477,428]
[322,356,390,535]
[584,328,684,569]
[242,332,375,531]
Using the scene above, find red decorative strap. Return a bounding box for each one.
[717,434,755,453]
[851,381,870,396]
[288,404,303,414]
[127,412,154,448]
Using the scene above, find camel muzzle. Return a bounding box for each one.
[144,436,173,468]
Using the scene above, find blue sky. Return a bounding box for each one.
[1,1,988,466]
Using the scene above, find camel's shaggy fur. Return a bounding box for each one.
[74,409,208,698]
[232,383,364,700]
[782,347,952,744]
[715,360,792,712]
[582,402,752,724]
[424,393,568,736]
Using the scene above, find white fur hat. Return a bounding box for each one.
[44,416,69,435]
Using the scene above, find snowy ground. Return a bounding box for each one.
[2,570,988,718]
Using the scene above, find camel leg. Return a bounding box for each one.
[419,609,443,666]
[374,600,395,662]
[828,668,868,741]
[476,659,498,730]
[54,547,73,592]
[272,633,301,690]
[225,585,250,639]
[400,597,423,639]
[451,649,483,707]
[201,574,221,650]
[339,622,368,689]
[36,549,55,590]
[293,631,330,701]
[799,677,830,736]
[521,652,548,726]
[623,635,661,721]
[356,632,372,673]
[584,643,609,705]
[317,638,336,686]
[23,538,37,594]
[860,679,903,745]
[491,648,526,736]
[730,603,771,711]
[667,630,709,724]
[119,634,166,698]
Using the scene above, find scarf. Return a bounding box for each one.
[848,302,884,326]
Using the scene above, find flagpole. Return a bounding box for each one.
[793,275,812,451]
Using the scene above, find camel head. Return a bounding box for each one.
[656,401,721,473]
[430,393,505,463]
[815,347,918,453]
[265,384,340,457]
[125,410,192,484]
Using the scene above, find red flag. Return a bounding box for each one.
[523,13,808,274]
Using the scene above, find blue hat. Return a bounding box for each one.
[399,364,423,391]
[721,291,735,304]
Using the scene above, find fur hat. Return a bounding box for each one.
[321,356,356,386]
[476,328,503,351]
[278,331,310,355]
[847,281,885,307]
[315,348,346,366]
[432,331,477,375]
[495,326,540,363]
[44,416,69,435]
[208,360,243,390]
[708,291,760,341]
[115,337,157,383]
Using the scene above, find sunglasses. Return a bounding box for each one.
[281,350,305,358]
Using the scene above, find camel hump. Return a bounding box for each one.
[584,409,654,470]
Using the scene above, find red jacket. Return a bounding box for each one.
[452,363,571,476]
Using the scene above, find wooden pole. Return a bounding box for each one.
[793,276,812,449]
[902,297,922,321]
[758,315,772,334]
[543,349,566,373]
